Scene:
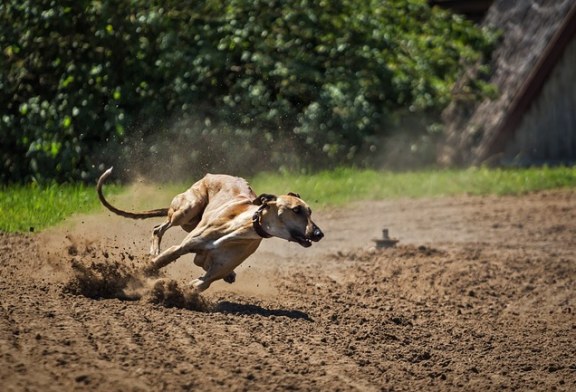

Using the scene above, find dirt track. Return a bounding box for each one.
[1,189,575,391]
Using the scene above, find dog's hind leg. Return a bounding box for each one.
[149,193,205,255]
[150,221,172,256]
[223,271,236,283]
[188,270,235,291]
[187,253,235,288]
[188,277,210,291]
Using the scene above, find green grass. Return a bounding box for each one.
[0,183,120,233]
[1,166,575,233]
[250,166,576,206]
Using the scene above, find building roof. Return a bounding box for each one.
[439,0,576,165]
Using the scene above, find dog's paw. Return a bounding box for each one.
[188,278,203,287]
[142,263,159,277]
[223,271,236,284]
[149,244,161,256]
[188,278,210,292]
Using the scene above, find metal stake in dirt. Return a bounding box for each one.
[372,228,399,248]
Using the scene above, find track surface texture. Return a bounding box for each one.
[1,190,575,391]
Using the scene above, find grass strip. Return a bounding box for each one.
[250,166,576,206]
[1,166,574,233]
[0,182,120,233]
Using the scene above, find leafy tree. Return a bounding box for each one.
[0,0,496,183]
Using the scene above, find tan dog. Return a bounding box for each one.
[97,168,323,291]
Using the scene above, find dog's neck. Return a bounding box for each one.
[252,204,273,239]
[252,203,293,242]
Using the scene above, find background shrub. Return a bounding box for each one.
[0,0,496,183]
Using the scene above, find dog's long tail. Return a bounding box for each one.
[97,167,168,219]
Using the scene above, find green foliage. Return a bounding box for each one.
[1,0,496,183]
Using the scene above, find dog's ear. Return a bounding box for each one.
[253,193,277,205]
[287,192,301,199]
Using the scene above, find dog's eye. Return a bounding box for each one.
[292,206,302,214]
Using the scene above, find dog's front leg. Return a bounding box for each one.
[156,245,187,268]
[145,236,204,274]
[144,245,186,275]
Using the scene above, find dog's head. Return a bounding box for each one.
[254,193,324,247]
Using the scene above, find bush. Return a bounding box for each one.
[0,0,496,183]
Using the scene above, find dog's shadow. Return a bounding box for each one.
[214,301,313,321]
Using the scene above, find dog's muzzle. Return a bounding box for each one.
[311,226,324,242]
[291,224,324,248]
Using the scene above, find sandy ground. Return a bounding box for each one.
[1,189,575,391]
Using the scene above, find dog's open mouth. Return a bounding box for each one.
[290,232,313,248]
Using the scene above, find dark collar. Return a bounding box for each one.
[252,204,272,238]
